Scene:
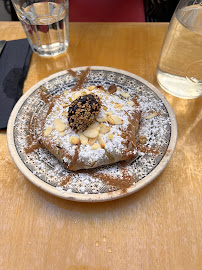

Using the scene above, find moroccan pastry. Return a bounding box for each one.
[39,85,141,171]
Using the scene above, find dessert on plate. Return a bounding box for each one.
[39,84,141,171]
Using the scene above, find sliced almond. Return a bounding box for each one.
[86,90,91,94]
[88,85,96,91]
[79,133,88,146]
[117,86,122,91]
[107,133,114,140]
[88,137,98,146]
[106,97,109,100]
[96,116,107,123]
[87,122,99,129]
[83,128,99,138]
[98,137,105,148]
[69,136,80,145]
[127,101,135,106]
[114,103,123,110]
[62,103,68,108]
[91,143,100,150]
[114,103,123,108]
[44,126,52,136]
[146,112,159,119]
[99,124,110,134]
[105,111,113,116]
[64,90,69,94]
[72,92,82,100]
[59,132,66,137]
[62,111,68,116]
[121,91,130,98]
[110,115,123,125]
[107,116,115,125]
[102,105,107,111]
[53,119,66,132]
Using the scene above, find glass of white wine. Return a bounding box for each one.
[157,0,202,99]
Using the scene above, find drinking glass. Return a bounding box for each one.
[157,0,202,99]
[11,0,69,57]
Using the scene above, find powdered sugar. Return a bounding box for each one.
[42,87,139,168]
[13,69,173,197]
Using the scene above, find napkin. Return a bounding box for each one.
[0,38,32,129]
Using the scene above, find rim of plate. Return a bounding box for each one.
[7,66,177,202]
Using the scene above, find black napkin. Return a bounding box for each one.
[0,38,32,129]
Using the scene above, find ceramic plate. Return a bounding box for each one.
[7,66,177,202]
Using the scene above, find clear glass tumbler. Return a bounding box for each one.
[11,0,69,57]
[157,0,202,99]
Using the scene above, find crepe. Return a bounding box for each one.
[39,85,141,171]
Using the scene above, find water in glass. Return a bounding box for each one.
[157,3,202,99]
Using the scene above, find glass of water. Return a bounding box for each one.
[157,0,202,99]
[11,0,69,57]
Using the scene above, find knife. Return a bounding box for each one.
[0,40,6,56]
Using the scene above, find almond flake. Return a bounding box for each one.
[121,91,130,98]
[44,126,52,136]
[79,133,88,146]
[88,86,96,91]
[88,137,98,146]
[107,133,114,140]
[87,123,100,130]
[110,115,123,125]
[72,92,82,100]
[62,103,68,108]
[117,86,122,91]
[105,111,113,116]
[99,124,110,134]
[96,116,107,123]
[53,119,66,132]
[83,128,99,138]
[114,104,123,110]
[102,105,107,111]
[69,136,80,145]
[98,137,105,148]
[127,101,135,106]
[59,132,66,137]
[91,143,100,150]
[62,111,68,116]
[107,116,115,125]
[145,112,159,119]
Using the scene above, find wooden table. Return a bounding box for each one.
[0,22,201,270]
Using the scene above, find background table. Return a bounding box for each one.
[0,22,201,270]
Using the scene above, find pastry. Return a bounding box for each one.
[39,85,141,171]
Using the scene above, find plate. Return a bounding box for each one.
[7,66,177,202]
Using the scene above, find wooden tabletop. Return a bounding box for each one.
[0,22,201,270]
